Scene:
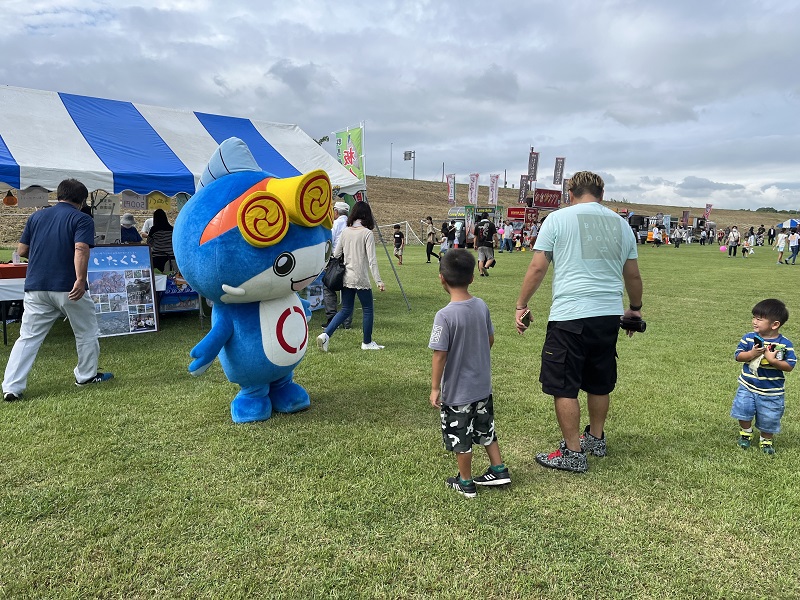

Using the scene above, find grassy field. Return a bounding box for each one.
[1,241,798,599]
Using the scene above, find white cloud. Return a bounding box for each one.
[0,0,798,210]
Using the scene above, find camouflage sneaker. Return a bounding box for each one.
[580,425,607,457]
[760,438,775,455]
[446,474,477,498]
[535,443,588,473]
[738,430,754,450]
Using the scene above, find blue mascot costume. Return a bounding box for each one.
[174,138,333,423]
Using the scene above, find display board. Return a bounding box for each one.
[88,245,158,337]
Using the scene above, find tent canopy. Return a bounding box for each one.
[0,85,361,197]
[776,219,799,229]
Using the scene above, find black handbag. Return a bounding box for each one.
[322,255,345,291]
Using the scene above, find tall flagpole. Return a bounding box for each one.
[360,121,411,311]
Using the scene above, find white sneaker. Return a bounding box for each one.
[317,333,329,352]
[361,341,384,350]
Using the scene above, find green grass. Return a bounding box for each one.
[1,242,798,599]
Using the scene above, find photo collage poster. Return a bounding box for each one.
[88,245,158,338]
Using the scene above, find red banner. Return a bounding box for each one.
[703,203,713,219]
[506,206,526,220]
[533,189,561,208]
[524,207,539,231]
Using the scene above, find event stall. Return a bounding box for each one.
[0,85,361,196]
[0,86,359,338]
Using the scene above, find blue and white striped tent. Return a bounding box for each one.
[0,85,361,197]
[776,219,799,229]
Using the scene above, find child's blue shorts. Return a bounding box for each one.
[730,384,785,434]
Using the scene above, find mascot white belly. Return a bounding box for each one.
[260,295,308,366]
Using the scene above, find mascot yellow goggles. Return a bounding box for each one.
[200,170,333,247]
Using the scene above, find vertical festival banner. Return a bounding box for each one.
[703,203,713,219]
[518,175,529,204]
[488,174,500,205]
[447,174,456,204]
[468,173,479,205]
[682,210,690,226]
[562,177,570,205]
[528,150,539,181]
[553,157,566,185]
[335,125,364,182]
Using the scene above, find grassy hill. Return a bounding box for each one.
[0,177,791,246]
[363,175,789,234]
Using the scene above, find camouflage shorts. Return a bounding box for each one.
[440,395,497,453]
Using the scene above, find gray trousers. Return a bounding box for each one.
[323,284,352,327]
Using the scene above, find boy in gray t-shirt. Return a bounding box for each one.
[428,250,510,498]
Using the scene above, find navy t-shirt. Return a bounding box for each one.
[20,202,95,292]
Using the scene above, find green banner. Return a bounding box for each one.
[335,127,364,181]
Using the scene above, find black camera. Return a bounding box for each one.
[620,316,646,333]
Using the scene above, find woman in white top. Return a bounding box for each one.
[317,202,386,351]
[774,228,788,264]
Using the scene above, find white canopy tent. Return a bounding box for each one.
[0,85,361,197]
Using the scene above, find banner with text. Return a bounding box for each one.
[528,150,539,181]
[447,174,456,204]
[335,125,365,181]
[468,173,479,205]
[518,175,529,204]
[553,157,566,185]
[562,177,570,205]
[703,203,713,219]
[533,188,561,209]
[489,174,500,205]
[681,210,690,226]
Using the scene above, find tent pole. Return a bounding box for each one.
[361,120,410,311]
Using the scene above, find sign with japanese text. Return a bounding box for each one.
[335,126,364,181]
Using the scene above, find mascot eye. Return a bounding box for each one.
[324,240,332,262]
[273,252,296,277]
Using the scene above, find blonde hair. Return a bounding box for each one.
[568,171,604,199]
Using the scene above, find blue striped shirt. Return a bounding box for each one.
[736,332,796,396]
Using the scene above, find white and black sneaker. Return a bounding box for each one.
[580,425,607,457]
[535,441,588,473]
[446,474,477,498]
[75,372,114,386]
[473,466,511,486]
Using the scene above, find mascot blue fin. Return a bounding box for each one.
[197,137,261,191]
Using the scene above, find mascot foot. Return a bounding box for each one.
[271,381,311,414]
[231,393,273,423]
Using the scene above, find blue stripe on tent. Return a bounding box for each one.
[194,112,300,178]
[59,93,194,196]
[0,135,20,190]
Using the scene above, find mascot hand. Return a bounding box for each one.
[189,358,213,376]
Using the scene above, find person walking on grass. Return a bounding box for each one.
[429,250,510,498]
[317,201,385,352]
[514,171,643,473]
[392,223,405,266]
[787,228,799,265]
[2,179,113,402]
[727,226,740,257]
[730,299,795,455]
[774,228,788,265]
[322,201,352,330]
[424,216,440,264]
[474,212,497,277]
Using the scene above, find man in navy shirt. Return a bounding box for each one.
[2,179,113,401]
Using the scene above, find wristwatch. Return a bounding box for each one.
[629,304,642,311]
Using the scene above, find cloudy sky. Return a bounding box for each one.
[3,0,799,210]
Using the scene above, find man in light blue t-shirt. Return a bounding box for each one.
[514,171,643,473]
